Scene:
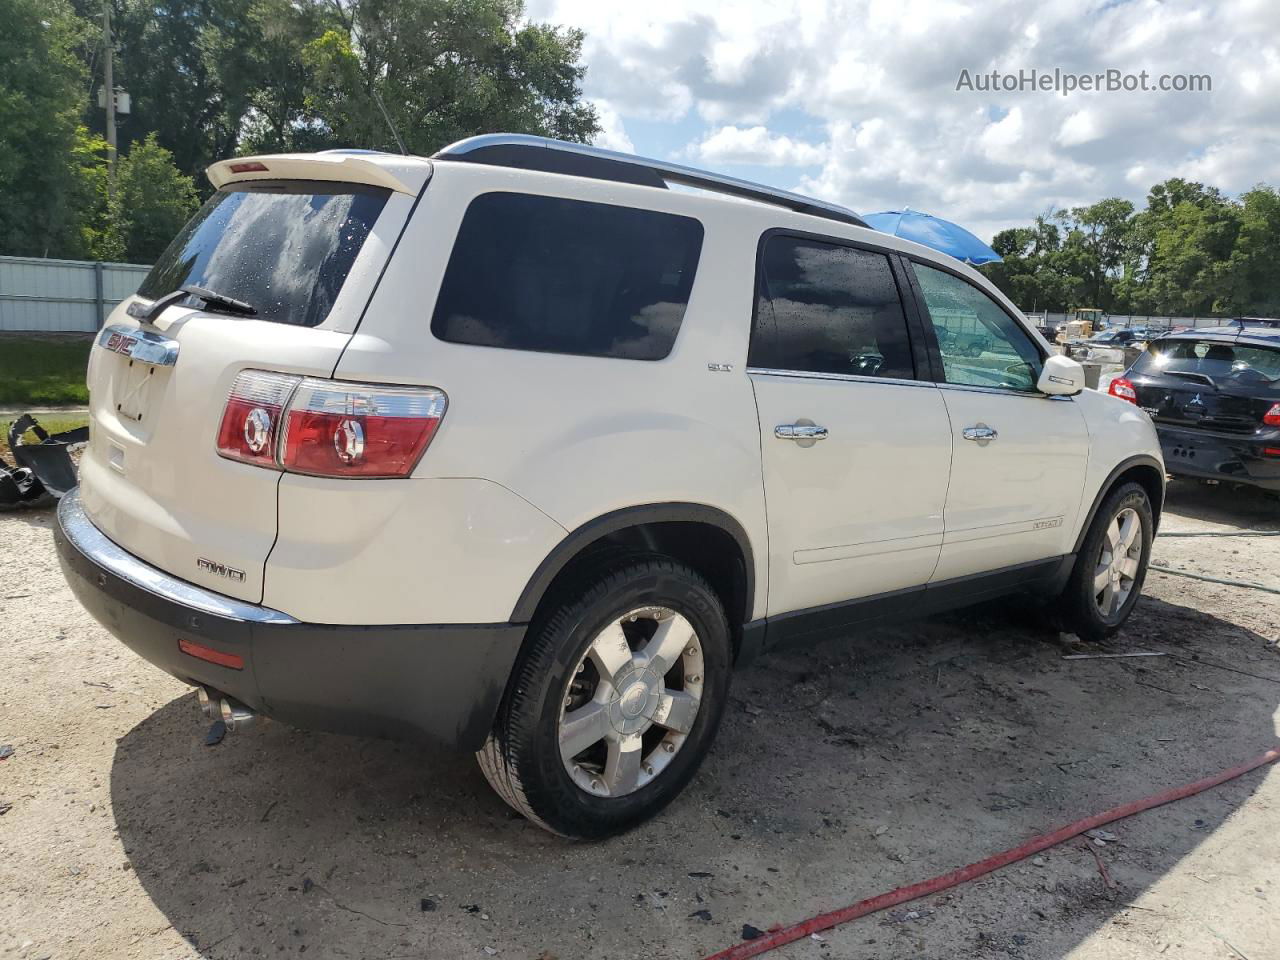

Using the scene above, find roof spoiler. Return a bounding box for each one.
[206,153,423,196]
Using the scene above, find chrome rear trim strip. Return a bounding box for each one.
[58,488,297,624]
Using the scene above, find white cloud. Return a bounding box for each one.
[690,125,826,166]
[528,0,1280,240]
[589,100,634,153]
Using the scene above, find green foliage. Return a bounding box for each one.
[299,0,598,155]
[982,179,1280,317]
[0,0,98,258]
[0,337,92,406]
[1,0,600,262]
[106,134,199,262]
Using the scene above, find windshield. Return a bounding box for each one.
[1133,338,1280,383]
[137,180,390,327]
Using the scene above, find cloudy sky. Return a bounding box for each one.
[528,0,1280,242]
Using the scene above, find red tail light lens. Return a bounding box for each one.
[1108,376,1138,404]
[280,379,447,478]
[1264,402,1280,427]
[217,372,447,477]
[216,370,300,467]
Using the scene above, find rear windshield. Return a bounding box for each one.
[430,192,704,361]
[1134,338,1280,383]
[137,180,390,327]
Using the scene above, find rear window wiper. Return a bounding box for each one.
[128,284,258,324]
[181,284,258,317]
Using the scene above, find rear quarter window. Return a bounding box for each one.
[138,180,390,327]
[430,192,704,361]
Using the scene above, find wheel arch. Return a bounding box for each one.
[1073,455,1166,553]
[510,503,757,652]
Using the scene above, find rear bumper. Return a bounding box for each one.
[1155,424,1280,491]
[54,488,525,750]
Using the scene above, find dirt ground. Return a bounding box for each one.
[2,480,1278,960]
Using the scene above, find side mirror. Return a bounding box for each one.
[1037,354,1085,396]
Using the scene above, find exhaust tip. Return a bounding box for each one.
[196,686,216,718]
[219,697,255,731]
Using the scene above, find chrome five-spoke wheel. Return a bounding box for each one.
[559,606,704,798]
[1093,506,1142,617]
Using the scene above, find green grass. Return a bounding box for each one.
[0,415,89,459]
[0,337,92,406]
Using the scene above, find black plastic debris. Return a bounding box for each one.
[204,720,227,746]
[742,924,765,941]
[1,415,88,509]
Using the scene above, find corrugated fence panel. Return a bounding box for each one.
[0,256,151,332]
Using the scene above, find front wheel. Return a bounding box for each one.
[1056,481,1154,641]
[477,556,731,839]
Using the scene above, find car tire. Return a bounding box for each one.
[477,555,731,839]
[1056,482,1153,642]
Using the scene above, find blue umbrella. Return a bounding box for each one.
[862,209,1002,265]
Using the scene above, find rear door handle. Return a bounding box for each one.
[775,423,828,441]
[962,424,998,446]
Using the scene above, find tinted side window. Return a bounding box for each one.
[431,193,703,361]
[749,236,915,380]
[913,263,1042,392]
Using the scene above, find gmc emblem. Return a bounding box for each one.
[104,331,139,357]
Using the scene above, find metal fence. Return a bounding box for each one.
[0,256,150,333]
[1022,311,1237,332]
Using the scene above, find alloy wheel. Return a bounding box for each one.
[558,606,704,798]
[1093,506,1142,617]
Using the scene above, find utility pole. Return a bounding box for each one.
[103,1,116,195]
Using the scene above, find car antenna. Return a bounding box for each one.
[371,87,408,155]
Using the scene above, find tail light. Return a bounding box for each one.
[216,370,299,466]
[281,379,447,478]
[1264,402,1280,427]
[1108,376,1138,404]
[215,370,446,478]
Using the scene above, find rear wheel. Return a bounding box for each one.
[1056,482,1153,641]
[477,556,731,839]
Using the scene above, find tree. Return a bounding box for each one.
[1068,198,1135,308]
[1143,189,1241,316]
[105,134,200,262]
[301,0,599,156]
[102,0,599,180]
[0,0,100,257]
[108,0,266,179]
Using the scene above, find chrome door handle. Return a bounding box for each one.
[775,423,828,441]
[962,423,998,446]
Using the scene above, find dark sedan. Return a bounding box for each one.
[1108,322,1280,492]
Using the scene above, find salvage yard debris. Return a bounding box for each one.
[0,415,87,509]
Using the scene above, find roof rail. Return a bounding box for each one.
[432,134,869,229]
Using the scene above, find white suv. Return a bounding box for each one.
[56,135,1164,839]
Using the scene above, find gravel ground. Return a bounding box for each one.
[1,480,1278,960]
